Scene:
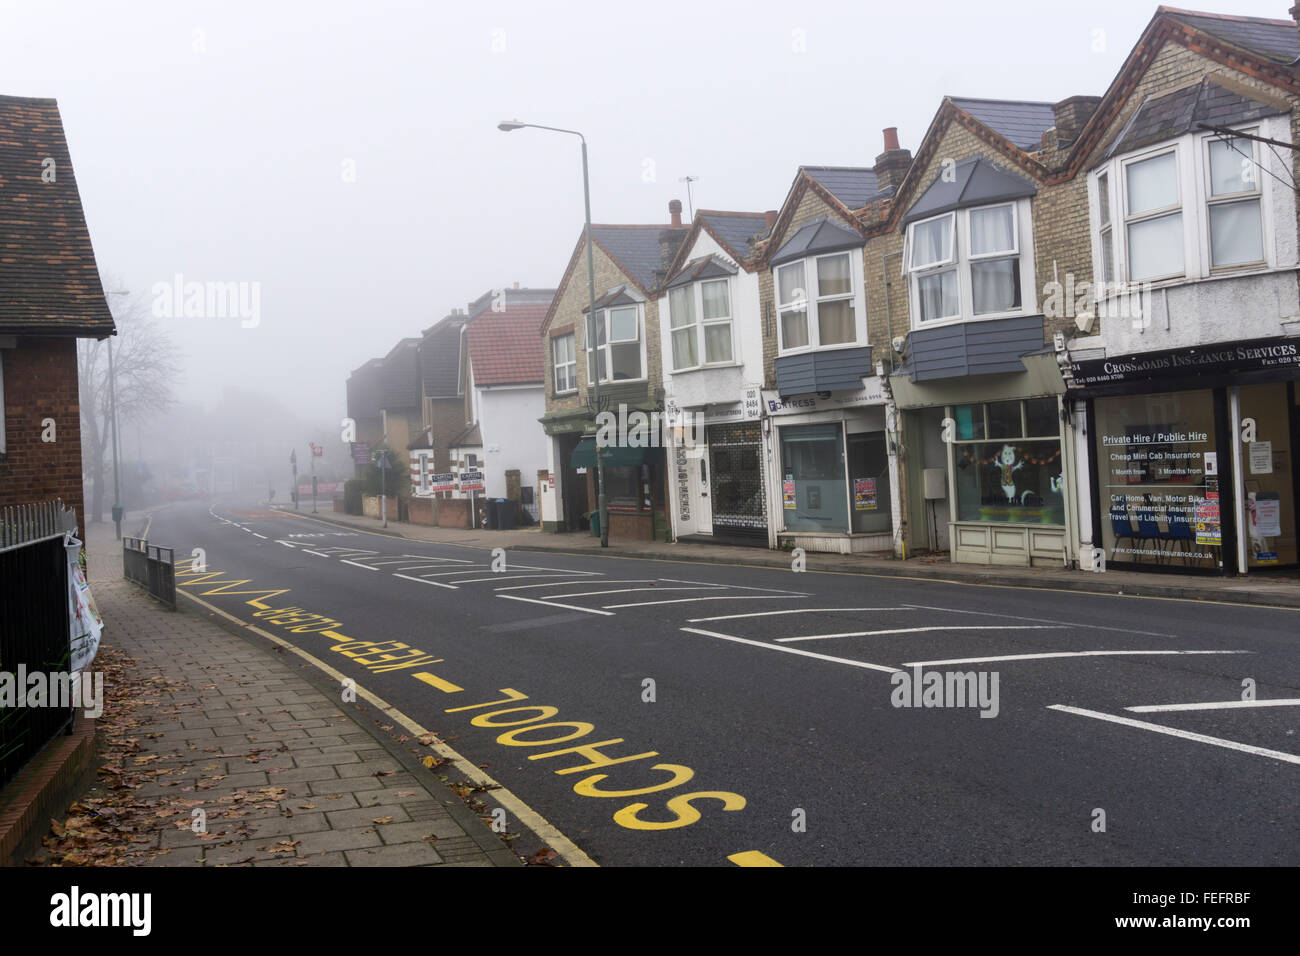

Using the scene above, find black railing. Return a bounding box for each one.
[122,537,177,610]
[0,502,76,791]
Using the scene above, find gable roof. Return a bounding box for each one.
[903,156,1038,225]
[801,166,887,208]
[770,217,864,266]
[1103,74,1289,160]
[465,300,551,386]
[420,312,469,399]
[591,224,689,291]
[0,96,115,337]
[1162,7,1300,64]
[695,210,768,262]
[948,98,1058,151]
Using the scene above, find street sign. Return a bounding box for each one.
[351,441,371,466]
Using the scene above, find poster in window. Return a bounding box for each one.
[782,479,796,509]
[1248,491,1282,538]
[1194,492,1221,546]
[853,477,877,511]
[1249,441,1273,475]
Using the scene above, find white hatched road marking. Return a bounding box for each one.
[688,607,911,622]
[607,595,806,609]
[1126,698,1300,713]
[498,594,614,616]
[393,573,458,590]
[679,627,901,674]
[1049,705,1300,766]
[341,559,380,571]
[902,604,1176,639]
[904,650,1250,667]
[548,586,726,600]
[777,625,1058,644]
[495,579,654,592]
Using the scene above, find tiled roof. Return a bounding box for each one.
[0,96,114,337]
[420,312,468,399]
[592,224,690,292]
[903,156,1037,225]
[949,97,1058,150]
[379,338,422,410]
[802,166,886,208]
[346,358,384,421]
[450,422,481,448]
[695,210,768,261]
[1164,8,1300,64]
[1106,76,1288,158]
[466,286,556,319]
[770,218,863,266]
[665,254,738,289]
[465,300,551,387]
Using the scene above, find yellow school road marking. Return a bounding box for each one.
[728,850,783,867]
[413,671,464,694]
[270,508,1300,613]
[177,588,597,867]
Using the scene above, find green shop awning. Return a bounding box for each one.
[570,437,653,468]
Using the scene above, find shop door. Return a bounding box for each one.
[780,423,848,533]
[685,444,712,534]
[1239,382,1298,568]
[846,432,891,534]
[707,422,767,537]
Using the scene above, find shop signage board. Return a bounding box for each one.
[762,377,886,416]
[1067,338,1300,389]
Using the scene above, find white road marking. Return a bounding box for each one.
[548,586,725,600]
[777,625,1058,644]
[1126,698,1300,713]
[454,573,590,584]
[658,578,809,595]
[902,603,1176,638]
[349,557,436,567]
[250,532,267,539]
[679,627,902,674]
[688,607,910,622]
[904,650,1250,667]
[498,594,614,616]
[303,550,330,558]
[1048,705,1300,766]
[394,573,457,590]
[277,540,297,548]
[608,595,805,609]
[496,579,654,592]
[341,559,380,571]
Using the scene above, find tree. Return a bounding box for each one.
[78,290,181,523]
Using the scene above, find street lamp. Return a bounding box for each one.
[497,119,608,547]
[106,289,130,540]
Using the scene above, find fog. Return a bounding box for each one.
[0,0,1284,439]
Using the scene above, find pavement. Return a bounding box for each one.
[289,504,1300,609]
[27,521,520,867]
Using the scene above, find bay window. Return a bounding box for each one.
[1206,134,1263,268]
[1124,150,1183,281]
[906,201,1029,325]
[775,251,859,352]
[668,278,733,371]
[586,305,643,383]
[552,332,576,393]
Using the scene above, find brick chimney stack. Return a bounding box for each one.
[873,127,912,195]
[1051,95,1102,148]
[764,209,778,232]
[669,199,683,227]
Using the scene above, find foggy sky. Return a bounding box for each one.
[1,0,1287,427]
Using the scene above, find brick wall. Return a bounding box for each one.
[0,337,87,526]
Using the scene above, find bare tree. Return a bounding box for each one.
[78,290,181,523]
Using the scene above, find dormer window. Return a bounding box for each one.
[668,278,733,370]
[906,201,1030,325]
[585,304,645,383]
[775,251,859,351]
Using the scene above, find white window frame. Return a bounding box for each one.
[1203,128,1265,271]
[667,278,736,372]
[775,250,863,355]
[1090,124,1276,288]
[906,200,1035,329]
[1121,146,1185,283]
[552,332,576,394]
[585,304,646,384]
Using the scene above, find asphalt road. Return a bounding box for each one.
[140,498,1300,867]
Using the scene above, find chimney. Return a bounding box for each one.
[513,281,520,289]
[669,199,683,227]
[873,127,912,195]
[1051,95,1102,148]
[764,209,778,232]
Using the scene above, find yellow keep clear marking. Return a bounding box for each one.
[412,671,464,694]
[728,850,783,867]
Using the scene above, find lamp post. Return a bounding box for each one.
[498,119,608,547]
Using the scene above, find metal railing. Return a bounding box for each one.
[122,537,177,611]
[0,500,78,791]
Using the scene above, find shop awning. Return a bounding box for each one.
[570,437,653,468]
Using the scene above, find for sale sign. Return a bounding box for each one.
[459,470,484,492]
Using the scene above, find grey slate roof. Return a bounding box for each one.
[949,97,1057,150]
[420,312,469,399]
[801,166,886,208]
[903,157,1037,226]
[592,224,690,292]
[1105,77,1288,159]
[1165,10,1300,64]
[665,255,738,289]
[695,211,767,260]
[450,422,482,448]
[346,358,384,421]
[379,338,422,410]
[584,284,643,312]
[770,218,863,266]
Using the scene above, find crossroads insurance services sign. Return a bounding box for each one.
[1068,338,1300,388]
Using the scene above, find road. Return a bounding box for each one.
[140,498,1300,867]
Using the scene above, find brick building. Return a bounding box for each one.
[0,95,115,528]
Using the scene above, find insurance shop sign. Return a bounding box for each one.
[1068,338,1300,388]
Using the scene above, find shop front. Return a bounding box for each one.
[569,436,669,541]
[1070,337,1300,573]
[762,380,897,554]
